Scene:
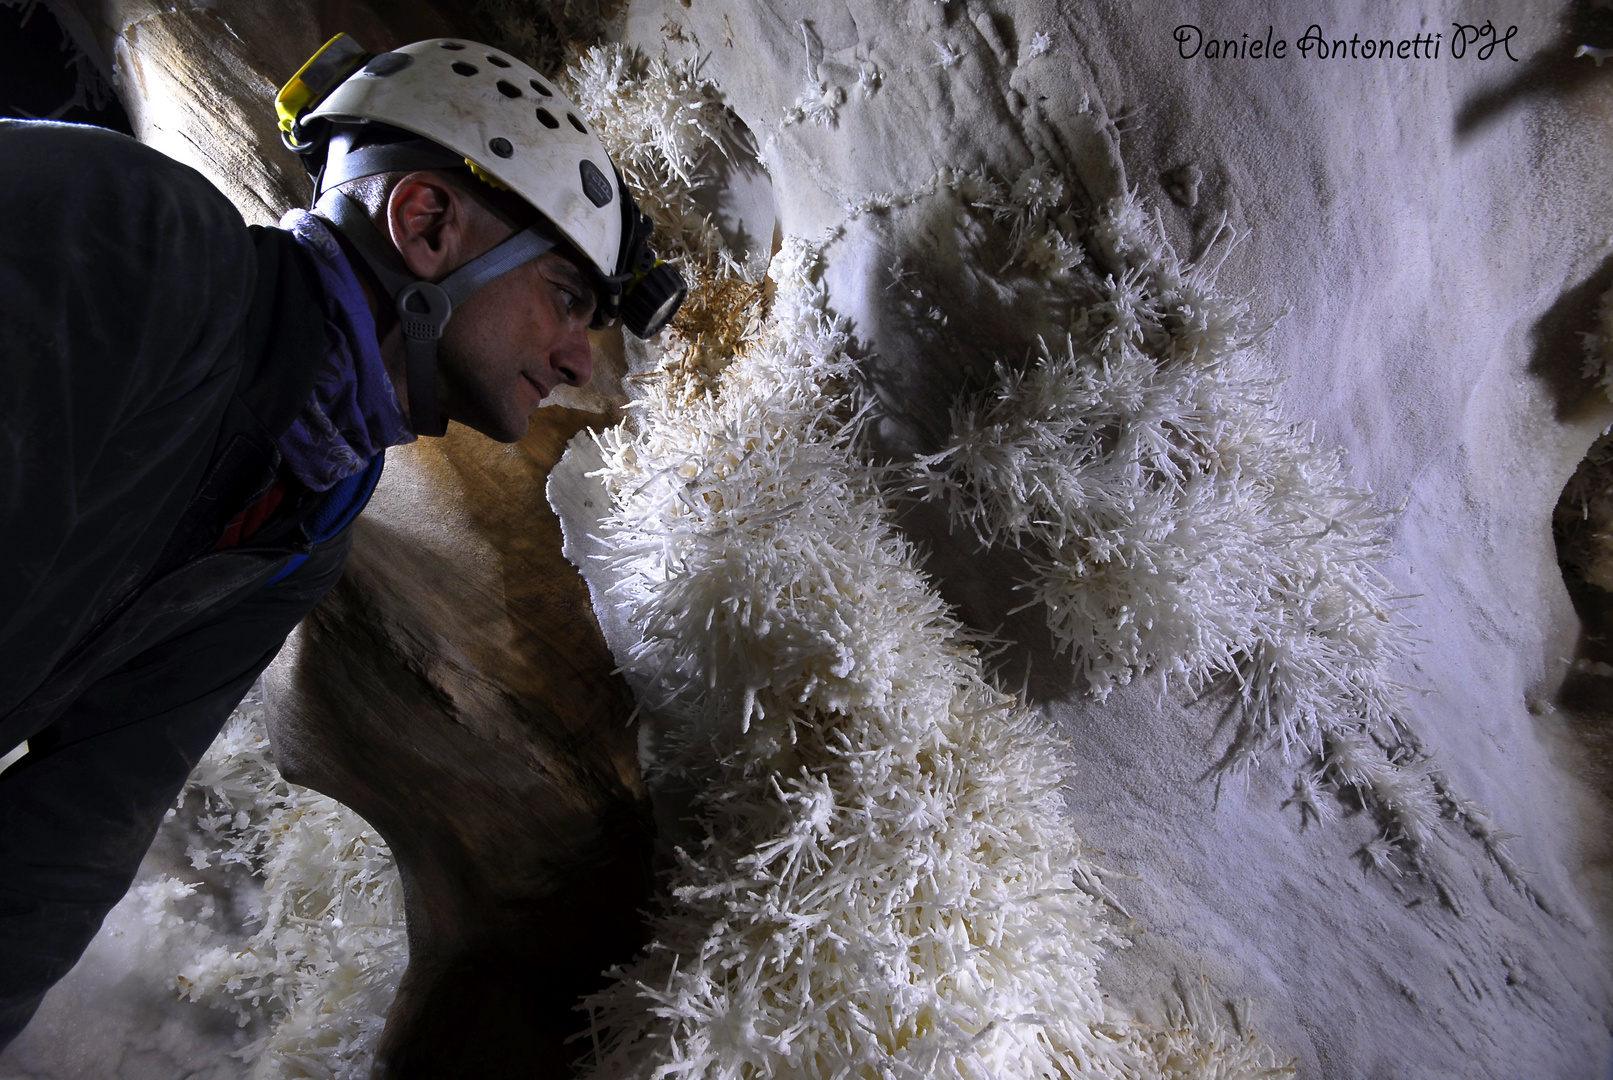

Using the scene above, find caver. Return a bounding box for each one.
[0,33,683,1050]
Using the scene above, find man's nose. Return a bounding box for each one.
[552,325,593,388]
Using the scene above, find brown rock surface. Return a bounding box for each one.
[264,401,651,1078]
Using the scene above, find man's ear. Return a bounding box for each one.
[386,172,465,280]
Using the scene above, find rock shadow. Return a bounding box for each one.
[687,110,777,270]
[891,496,1083,707]
[1454,1,1613,141]
[1527,250,1613,422]
[840,191,1099,462]
[834,193,1100,708]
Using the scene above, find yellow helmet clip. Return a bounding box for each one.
[464,159,512,192]
[276,33,369,145]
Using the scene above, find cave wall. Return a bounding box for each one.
[575,0,1613,1074]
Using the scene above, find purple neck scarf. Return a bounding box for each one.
[275,209,415,491]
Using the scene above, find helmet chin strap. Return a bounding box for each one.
[313,190,555,438]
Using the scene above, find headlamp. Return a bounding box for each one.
[620,262,687,338]
[594,179,687,339]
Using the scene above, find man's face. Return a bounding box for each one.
[438,246,596,443]
[387,174,596,443]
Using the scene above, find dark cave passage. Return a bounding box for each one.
[1553,427,1613,785]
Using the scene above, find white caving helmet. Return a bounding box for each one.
[275,34,686,436]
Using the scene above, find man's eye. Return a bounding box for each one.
[554,283,587,314]
[570,291,599,320]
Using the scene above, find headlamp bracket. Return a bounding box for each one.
[592,171,687,338]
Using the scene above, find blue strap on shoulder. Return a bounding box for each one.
[265,451,385,585]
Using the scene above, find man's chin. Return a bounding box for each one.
[492,417,530,444]
[453,409,529,445]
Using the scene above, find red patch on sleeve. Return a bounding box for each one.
[215,482,287,549]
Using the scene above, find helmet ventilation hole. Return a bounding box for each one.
[485,54,512,68]
[439,41,465,50]
[496,79,521,98]
[451,61,478,76]
[358,52,412,77]
[567,113,587,133]
[535,108,559,128]
[529,79,554,97]
[489,137,514,158]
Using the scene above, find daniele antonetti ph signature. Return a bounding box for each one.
[1173,22,1520,62]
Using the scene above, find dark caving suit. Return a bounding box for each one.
[0,119,384,1046]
